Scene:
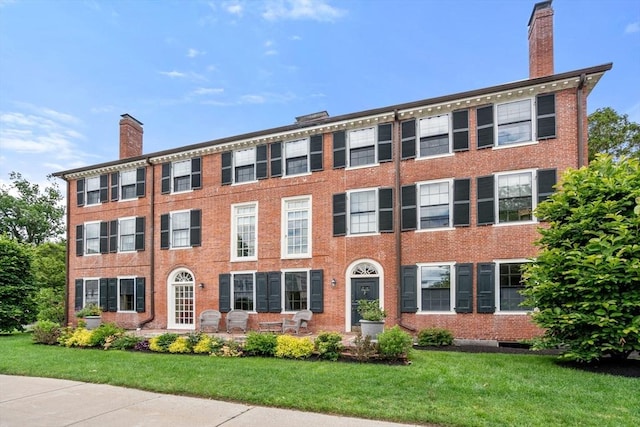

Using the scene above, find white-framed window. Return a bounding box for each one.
[348,127,376,167]
[419,114,451,157]
[496,170,534,224]
[232,202,257,261]
[497,99,533,146]
[234,148,256,183]
[418,179,452,229]
[282,196,311,258]
[172,160,192,192]
[284,138,309,176]
[85,176,101,205]
[118,277,136,312]
[119,170,137,200]
[171,211,191,248]
[84,222,101,255]
[419,263,455,312]
[83,278,100,306]
[232,272,255,311]
[349,189,377,234]
[495,260,531,312]
[118,217,136,252]
[283,270,310,312]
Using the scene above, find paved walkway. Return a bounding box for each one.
[0,375,426,427]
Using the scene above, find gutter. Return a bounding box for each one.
[138,161,155,329]
[577,73,587,167]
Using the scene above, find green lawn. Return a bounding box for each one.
[1,333,638,427]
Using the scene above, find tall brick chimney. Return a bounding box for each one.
[528,1,554,79]
[119,114,143,159]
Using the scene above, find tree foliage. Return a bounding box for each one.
[0,235,37,332]
[523,155,640,362]
[0,172,65,245]
[588,107,640,162]
[32,241,66,290]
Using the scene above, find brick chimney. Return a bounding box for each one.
[528,1,554,79]
[119,114,143,159]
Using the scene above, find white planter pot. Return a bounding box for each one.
[360,320,385,340]
[83,316,102,330]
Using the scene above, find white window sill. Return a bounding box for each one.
[494,311,531,316]
[416,153,454,161]
[170,189,194,195]
[347,232,381,238]
[494,220,538,227]
[346,163,379,171]
[231,180,258,186]
[282,172,312,179]
[416,226,455,233]
[417,311,456,315]
[281,254,312,260]
[493,140,538,150]
[231,257,258,262]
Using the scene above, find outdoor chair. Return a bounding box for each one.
[199,309,221,332]
[282,310,313,335]
[225,310,249,333]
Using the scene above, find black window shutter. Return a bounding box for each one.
[333,193,347,236]
[455,263,473,313]
[333,131,346,169]
[107,278,117,312]
[537,93,556,140]
[401,185,417,231]
[160,214,170,249]
[135,217,145,251]
[310,269,324,313]
[136,167,146,197]
[135,277,145,313]
[477,263,495,313]
[476,105,494,149]
[400,265,418,313]
[401,119,416,159]
[256,145,268,179]
[99,174,109,203]
[110,172,119,201]
[537,168,557,204]
[99,278,108,310]
[219,274,231,312]
[270,142,282,177]
[108,220,117,253]
[477,175,495,225]
[221,152,232,185]
[378,123,393,162]
[76,225,84,257]
[191,157,202,189]
[453,110,469,151]
[255,272,269,313]
[378,187,393,232]
[268,272,282,313]
[100,221,109,254]
[453,179,471,226]
[190,209,201,247]
[161,162,171,193]
[75,279,83,310]
[310,135,323,171]
[77,178,85,207]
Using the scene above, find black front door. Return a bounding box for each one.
[351,278,379,326]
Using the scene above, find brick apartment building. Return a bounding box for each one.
[56,1,611,341]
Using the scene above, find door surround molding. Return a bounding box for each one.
[344,259,384,332]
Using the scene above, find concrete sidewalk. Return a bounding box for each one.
[0,375,425,427]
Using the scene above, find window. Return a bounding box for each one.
[284,139,309,175]
[119,277,136,311]
[232,203,257,260]
[85,222,101,255]
[498,262,531,311]
[419,181,451,229]
[282,197,311,258]
[348,127,376,167]
[160,210,201,250]
[235,148,256,183]
[119,218,136,252]
[333,124,391,168]
[333,188,393,236]
[161,158,201,193]
[86,177,101,205]
[120,170,137,199]
[497,99,532,145]
[77,175,108,206]
[498,172,532,222]
[419,115,450,157]
[110,168,146,201]
[284,271,309,311]
[84,279,100,306]
[420,264,453,312]
[233,273,254,311]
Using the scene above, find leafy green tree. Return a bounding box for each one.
[0,235,37,332]
[32,241,66,290]
[0,172,64,244]
[523,155,640,362]
[588,107,640,162]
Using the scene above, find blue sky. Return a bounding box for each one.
[1,0,639,191]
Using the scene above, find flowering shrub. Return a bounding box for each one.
[275,335,314,359]
[193,335,213,354]
[149,333,179,352]
[314,332,344,361]
[63,327,93,347]
[134,339,150,352]
[168,336,191,354]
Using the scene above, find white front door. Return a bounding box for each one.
[168,270,195,329]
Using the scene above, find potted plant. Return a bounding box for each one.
[75,303,103,330]
[357,299,386,340]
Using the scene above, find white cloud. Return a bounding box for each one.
[265,49,278,56]
[191,87,224,96]
[225,2,243,16]
[625,22,640,34]
[262,0,346,22]
[290,35,302,41]
[187,48,205,58]
[158,70,207,82]
[240,94,266,104]
[0,0,17,8]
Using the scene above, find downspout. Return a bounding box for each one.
[577,73,586,167]
[394,110,402,325]
[63,178,71,326]
[138,160,155,329]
